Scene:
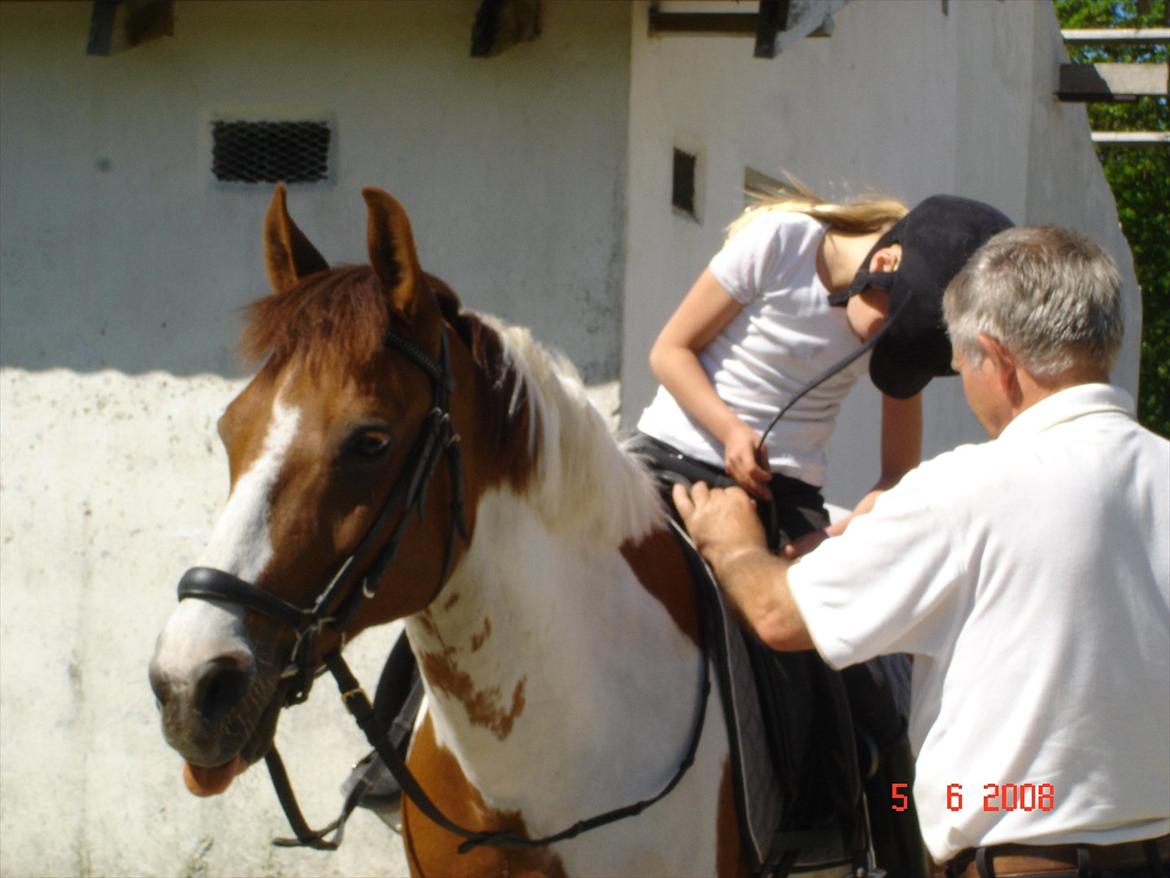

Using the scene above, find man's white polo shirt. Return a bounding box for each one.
[787,383,1170,863]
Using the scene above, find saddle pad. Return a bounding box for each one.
[685,529,848,871]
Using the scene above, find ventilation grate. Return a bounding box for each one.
[211,120,331,184]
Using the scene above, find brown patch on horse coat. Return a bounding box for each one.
[716,757,751,878]
[217,367,281,488]
[416,610,440,639]
[620,527,700,647]
[419,647,526,740]
[469,617,491,652]
[441,592,461,611]
[402,714,566,878]
[446,305,540,500]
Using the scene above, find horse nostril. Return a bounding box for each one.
[192,653,255,724]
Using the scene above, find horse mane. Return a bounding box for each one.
[477,315,665,547]
[240,265,664,547]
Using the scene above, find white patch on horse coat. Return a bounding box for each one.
[408,488,728,878]
[478,316,664,545]
[154,396,300,677]
[404,327,727,877]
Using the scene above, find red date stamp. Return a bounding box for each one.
[891,782,1055,812]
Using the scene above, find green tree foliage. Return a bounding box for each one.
[1055,0,1169,436]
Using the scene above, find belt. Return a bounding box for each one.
[947,835,1170,877]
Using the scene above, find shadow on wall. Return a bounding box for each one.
[0,176,324,378]
[0,181,625,384]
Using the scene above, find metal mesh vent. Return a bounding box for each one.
[211,120,331,184]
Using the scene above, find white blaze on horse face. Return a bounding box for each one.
[154,395,301,674]
[198,396,301,583]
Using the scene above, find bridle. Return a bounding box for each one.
[174,320,712,854]
[176,322,468,847]
[179,325,467,709]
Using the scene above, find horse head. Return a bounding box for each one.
[148,185,513,795]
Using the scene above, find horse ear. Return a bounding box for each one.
[361,187,423,316]
[263,184,328,293]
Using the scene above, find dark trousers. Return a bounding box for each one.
[626,432,829,551]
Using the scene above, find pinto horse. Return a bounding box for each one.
[149,186,768,877]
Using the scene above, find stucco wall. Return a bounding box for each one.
[621,0,1141,508]
[0,2,629,876]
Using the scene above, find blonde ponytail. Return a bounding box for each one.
[726,174,908,241]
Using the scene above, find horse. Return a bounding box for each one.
[148,185,765,877]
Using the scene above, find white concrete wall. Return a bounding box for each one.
[0,2,629,876]
[621,0,1141,508]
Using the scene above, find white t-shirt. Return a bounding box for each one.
[637,211,870,487]
[787,383,1170,863]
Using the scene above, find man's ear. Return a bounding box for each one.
[976,333,1020,396]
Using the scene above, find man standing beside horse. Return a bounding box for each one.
[674,225,1170,878]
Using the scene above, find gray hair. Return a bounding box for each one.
[943,225,1123,379]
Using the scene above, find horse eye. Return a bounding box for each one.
[348,431,393,459]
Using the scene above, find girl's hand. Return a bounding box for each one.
[723,423,772,500]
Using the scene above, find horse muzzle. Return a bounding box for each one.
[148,594,275,768]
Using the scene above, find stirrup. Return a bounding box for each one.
[340,749,404,831]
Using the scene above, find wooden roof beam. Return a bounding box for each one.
[1057,62,1169,102]
[1091,131,1170,144]
[86,0,173,56]
[470,0,541,58]
[647,1,834,59]
[1061,28,1170,45]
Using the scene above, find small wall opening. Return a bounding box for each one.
[672,148,697,218]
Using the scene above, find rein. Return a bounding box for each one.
[756,293,911,454]
[176,324,713,855]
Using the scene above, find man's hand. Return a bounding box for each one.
[672,481,766,569]
[673,480,814,652]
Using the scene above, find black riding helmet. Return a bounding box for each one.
[831,194,1015,399]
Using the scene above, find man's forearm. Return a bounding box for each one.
[673,481,817,651]
[707,544,814,652]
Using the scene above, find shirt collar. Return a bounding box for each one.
[999,382,1135,440]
